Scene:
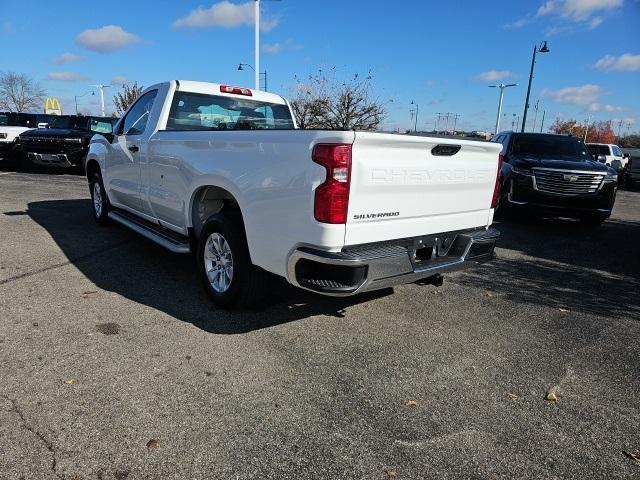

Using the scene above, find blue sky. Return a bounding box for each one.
[1,0,639,133]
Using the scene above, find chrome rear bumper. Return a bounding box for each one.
[287,227,499,296]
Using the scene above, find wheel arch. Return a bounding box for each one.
[188,185,247,240]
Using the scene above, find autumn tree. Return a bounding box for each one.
[290,68,386,130]
[549,118,615,144]
[113,81,144,116]
[0,71,46,112]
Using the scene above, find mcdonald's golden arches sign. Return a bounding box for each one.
[44,97,62,115]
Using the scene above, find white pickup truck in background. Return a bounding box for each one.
[85,80,501,308]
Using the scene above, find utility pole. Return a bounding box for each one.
[539,110,546,133]
[616,119,624,139]
[410,101,419,132]
[532,99,540,131]
[90,84,111,117]
[452,114,460,133]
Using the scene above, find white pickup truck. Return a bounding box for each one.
[86,80,501,308]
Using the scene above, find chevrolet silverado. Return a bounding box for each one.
[85,80,501,308]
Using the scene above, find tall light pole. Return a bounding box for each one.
[254,0,260,91]
[238,63,267,91]
[539,109,546,133]
[583,114,592,142]
[521,40,550,132]
[488,83,517,134]
[91,84,112,117]
[410,100,419,132]
[74,91,94,115]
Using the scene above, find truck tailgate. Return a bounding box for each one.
[345,132,501,246]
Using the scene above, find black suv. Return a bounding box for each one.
[491,132,618,226]
[17,115,117,172]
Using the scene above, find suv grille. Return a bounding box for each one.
[533,169,604,196]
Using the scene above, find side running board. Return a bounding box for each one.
[108,211,191,254]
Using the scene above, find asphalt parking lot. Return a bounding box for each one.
[0,170,639,480]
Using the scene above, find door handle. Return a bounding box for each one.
[128,145,139,152]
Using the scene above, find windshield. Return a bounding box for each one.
[511,134,591,160]
[587,144,611,156]
[49,116,89,130]
[166,91,295,131]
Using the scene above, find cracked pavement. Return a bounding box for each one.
[0,170,639,479]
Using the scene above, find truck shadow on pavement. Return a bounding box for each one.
[26,199,392,334]
[455,215,640,321]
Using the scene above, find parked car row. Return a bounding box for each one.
[0,112,118,173]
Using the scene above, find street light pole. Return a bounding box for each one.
[254,0,260,91]
[90,84,112,117]
[539,110,546,133]
[238,63,267,91]
[74,91,95,115]
[521,41,550,132]
[489,83,517,134]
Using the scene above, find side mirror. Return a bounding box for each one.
[623,153,630,159]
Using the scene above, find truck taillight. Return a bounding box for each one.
[220,85,252,96]
[312,143,352,224]
[491,153,503,209]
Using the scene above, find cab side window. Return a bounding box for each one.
[120,90,158,136]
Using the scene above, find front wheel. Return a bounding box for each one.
[197,214,266,309]
[89,172,110,225]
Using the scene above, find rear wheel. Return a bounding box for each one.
[89,172,110,225]
[197,214,266,309]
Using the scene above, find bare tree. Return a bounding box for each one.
[290,68,386,130]
[113,81,144,116]
[0,71,46,112]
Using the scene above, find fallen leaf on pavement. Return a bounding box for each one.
[63,379,75,385]
[384,468,398,479]
[507,392,520,400]
[146,439,159,449]
[558,307,571,313]
[431,290,441,295]
[485,292,494,298]
[404,399,418,407]
[623,450,640,463]
[81,290,98,299]
[545,389,558,402]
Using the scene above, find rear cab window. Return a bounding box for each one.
[166,91,294,131]
[587,144,611,156]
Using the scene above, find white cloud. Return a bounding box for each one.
[263,43,282,54]
[262,39,302,55]
[594,53,640,71]
[173,1,278,31]
[536,0,622,22]
[111,75,129,85]
[75,25,142,53]
[507,0,622,32]
[52,52,85,64]
[587,103,623,112]
[47,71,90,82]
[477,70,515,82]
[544,84,603,105]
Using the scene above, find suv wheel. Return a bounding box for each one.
[197,214,266,309]
[89,172,110,225]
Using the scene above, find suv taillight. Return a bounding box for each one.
[312,143,352,224]
[491,153,503,209]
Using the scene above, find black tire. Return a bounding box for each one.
[197,214,266,309]
[89,172,110,225]
[581,216,605,228]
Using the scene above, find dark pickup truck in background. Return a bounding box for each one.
[17,115,117,172]
[491,132,619,226]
